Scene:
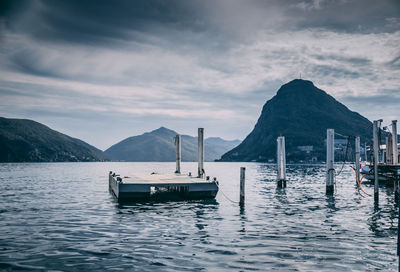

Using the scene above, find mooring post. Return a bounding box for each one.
[386,136,393,164]
[373,120,379,201]
[240,167,245,206]
[398,195,400,271]
[198,128,204,178]
[175,134,181,174]
[393,120,398,165]
[276,136,287,187]
[355,136,360,183]
[326,129,335,194]
[392,120,399,201]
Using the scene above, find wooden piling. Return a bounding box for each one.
[393,120,398,165]
[386,135,393,164]
[277,136,287,187]
[326,129,335,194]
[393,120,399,201]
[373,120,379,201]
[175,134,181,174]
[198,128,204,178]
[355,136,360,183]
[240,167,245,206]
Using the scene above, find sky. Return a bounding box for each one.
[0,0,399,150]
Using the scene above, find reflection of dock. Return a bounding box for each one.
[108,128,219,202]
[109,172,218,202]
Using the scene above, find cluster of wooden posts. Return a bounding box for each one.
[170,122,398,205]
[237,120,399,205]
[174,128,205,178]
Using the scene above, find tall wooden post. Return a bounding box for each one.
[393,120,398,165]
[240,167,245,206]
[373,120,379,201]
[277,136,287,187]
[175,134,181,174]
[198,128,204,178]
[326,129,335,194]
[386,136,393,164]
[355,136,360,183]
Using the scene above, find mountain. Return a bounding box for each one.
[0,117,107,162]
[219,79,373,162]
[105,127,241,161]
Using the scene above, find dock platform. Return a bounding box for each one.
[109,171,219,202]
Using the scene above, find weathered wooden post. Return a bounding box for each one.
[373,120,379,201]
[198,128,204,178]
[385,135,393,164]
[326,129,335,194]
[393,120,398,165]
[175,134,181,174]
[397,195,400,270]
[240,167,245,206]
[276,136,286,187]
[355,136,360,183]
[392,120,399,201]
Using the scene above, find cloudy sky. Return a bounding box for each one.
[0,0,399,150]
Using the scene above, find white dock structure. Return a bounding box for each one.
[393,120,398,165]
[198,128,205,178]
[109,128,218,202]
[175,134,181,174]
[373,120,380,201]
[326,129,335,194]
[355,136,361,182]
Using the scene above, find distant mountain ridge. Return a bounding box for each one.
[219,79,373,162]
[0,117,107,162]
[105,127,241,161]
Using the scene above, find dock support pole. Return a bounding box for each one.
[393,120,398,165]
[277,136,287,187]
[373,120,379,201]
[386,136,393,164]
[198,128,204,178]
[355,136,360,184]
[326,129,335,194]
[398,192,400,271]
[240,167,245,206]
[175,134,181,174]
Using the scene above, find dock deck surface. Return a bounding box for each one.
[121,173,213,185]
[109,172,219,202]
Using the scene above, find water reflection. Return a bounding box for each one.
[325,194,337,212]
[0,162,398,271]
[275,187,288,205]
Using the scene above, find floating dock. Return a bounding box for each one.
[109,172,218,202]
[108,128,219,202]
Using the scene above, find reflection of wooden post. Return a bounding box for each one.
[276,136,286,187]
[326,129,335,194]
[175,134,181,174]
[198,128,204,178]
[393,120,398,165]
[240,167,245,206]
[355,136,360,183]
[373,120,379,201]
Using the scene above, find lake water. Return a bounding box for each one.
[0,162,398,271]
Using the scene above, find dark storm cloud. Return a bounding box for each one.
[342,90,400,105]
[2,0,399,47]
[312,54,371,66]
[0,0,399,149]
[286,0,400,33]
[1,0,210,46]
[312,64,360,79]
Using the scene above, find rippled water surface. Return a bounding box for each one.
[0,162,398,271]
